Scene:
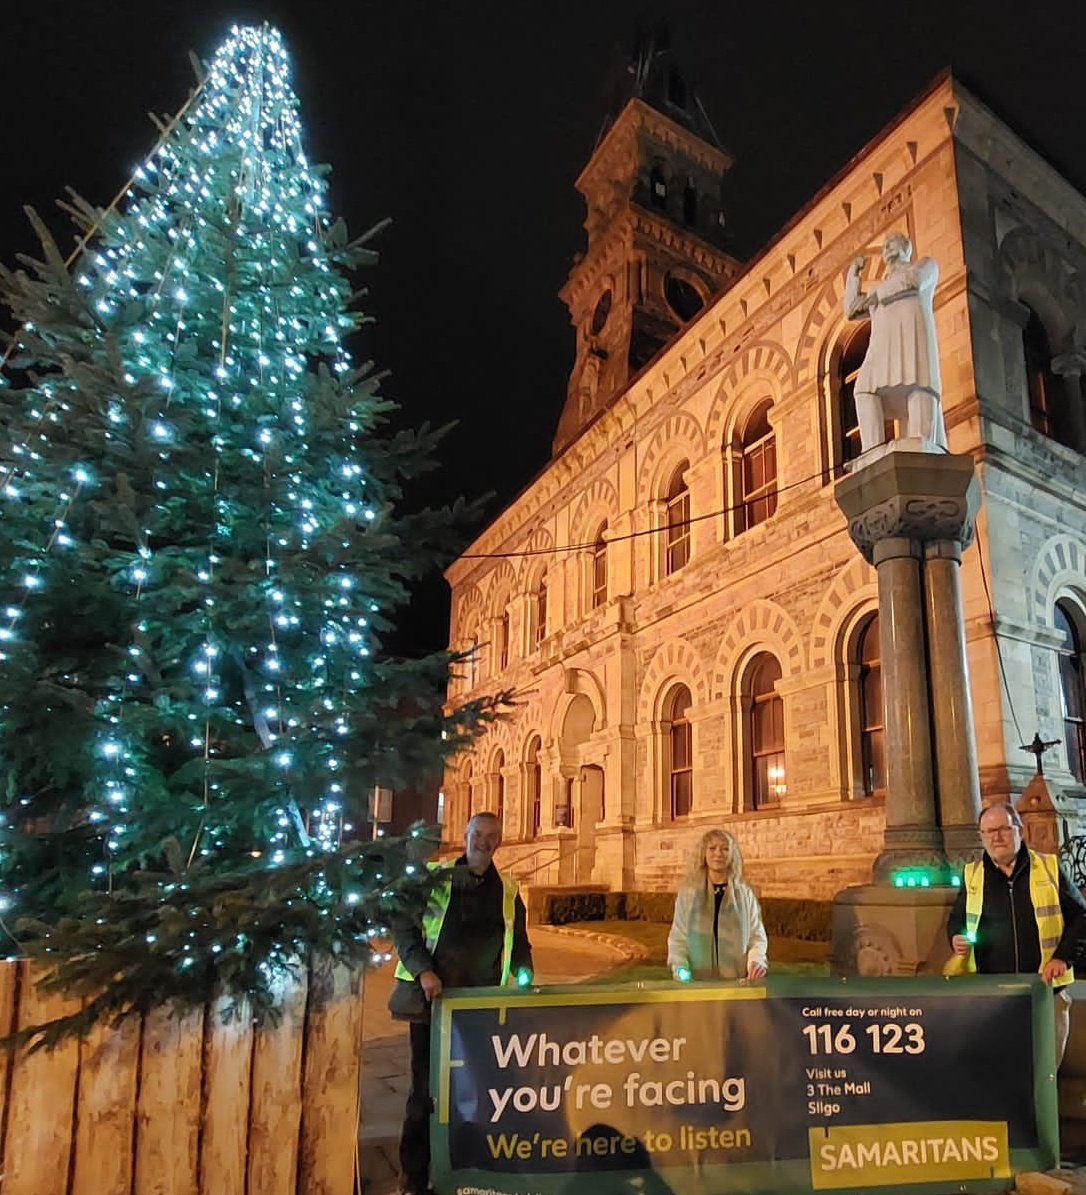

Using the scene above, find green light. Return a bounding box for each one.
[515,967,532,988]
[965,929,976,945]
[676,966,692,984]
[890,866,953,889]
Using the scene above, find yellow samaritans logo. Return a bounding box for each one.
[809,1120,1010,1189]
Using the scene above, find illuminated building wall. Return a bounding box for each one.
[444,75,1086,898]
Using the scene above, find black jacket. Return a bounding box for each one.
[947,845,1086,974]
[393,856,532,989]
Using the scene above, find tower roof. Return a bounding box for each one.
[596,25,722,151]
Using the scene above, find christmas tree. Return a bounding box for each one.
[0,24,492,1042]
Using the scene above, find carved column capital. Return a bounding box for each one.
[834,450,979,564]
[1051,348,1086,377]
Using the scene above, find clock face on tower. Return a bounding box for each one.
[665,273,705,322]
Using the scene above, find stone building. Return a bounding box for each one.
[440,67,1086,900]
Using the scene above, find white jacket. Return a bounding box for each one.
[667,878,768,979]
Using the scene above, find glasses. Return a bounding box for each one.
[980,824,1019,838]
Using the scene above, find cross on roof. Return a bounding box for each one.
[1020,732,1061,777]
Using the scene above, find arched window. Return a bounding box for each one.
[467,635,480,688]
[664,273,704,322]
[665,685,693,819]
[1056,601,1086,785]
[667,67,688,110]
[682,182,698,227]
[857,615,885,795]
[525,736,542,837]
[1023,306,1056,438]
[838,325,869,466]
[560,776,576,829]
[493,749,505,827]
[498,609,510,670]
[664,463,691,575]
[533,576,547,648]
[461,760,474,826]
[591,525,607,609]
[591,289,612,336]
[749,654,784,808]
[739,402,777,531]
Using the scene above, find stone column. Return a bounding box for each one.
[835,451,981,875]
[871,536,940,875]
[831,451,981,976]
[924,540,982,856]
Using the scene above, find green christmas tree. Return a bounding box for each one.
[0,24,493,1042]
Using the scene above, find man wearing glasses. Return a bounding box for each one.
[948,802,1086,1063]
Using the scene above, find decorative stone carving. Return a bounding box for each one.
[835,452,979,565]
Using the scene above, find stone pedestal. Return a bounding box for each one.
[1017,772,1070,856]
[832,449,982,973]
[830,884,958,976]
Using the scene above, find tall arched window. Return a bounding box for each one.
[682,182,698,227]
[493,749,505,827]
[525,736,542,837]
[739,402,777,531]
[838,325,869,466]
[461,760,474,827]
[749,654,784,808]
[591,525,608,609]
[467,635,480,688]
[498,610,510,670]
[664,463,691,575]
[1056,601,1086,785]
[665,685,693,819]
[1023,306,1056,438]
[533,576,547,648]
[857,615,885,795]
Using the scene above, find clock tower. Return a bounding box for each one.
[553,37,741,455]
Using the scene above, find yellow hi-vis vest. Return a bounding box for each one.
[956,848,1073,987]
[393,862,519,986]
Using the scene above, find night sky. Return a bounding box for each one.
[5,1,1085,653]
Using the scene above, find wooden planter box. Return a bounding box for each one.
[0,958,365,1195]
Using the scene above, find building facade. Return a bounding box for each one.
[442,73,1086,900]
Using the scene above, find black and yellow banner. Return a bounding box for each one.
[429,975,1057,1195]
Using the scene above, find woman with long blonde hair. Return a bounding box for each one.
[667,829,768,980]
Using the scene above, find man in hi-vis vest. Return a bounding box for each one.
[948,802,1086,1064]
[392,810,533,1195]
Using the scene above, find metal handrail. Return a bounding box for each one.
[1061,835,1086,889]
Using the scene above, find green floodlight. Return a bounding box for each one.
[891,865,955,888]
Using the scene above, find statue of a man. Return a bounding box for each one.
[844,231,947,454]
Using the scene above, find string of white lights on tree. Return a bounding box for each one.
[0,24,502,1042]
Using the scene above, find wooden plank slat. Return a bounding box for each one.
[247,971,307,1195]
[3,965,82,1195]
[133,1004,203,1195]
[70,1012,141,1195]
[297,962,365,1195]
[0,959,22,1183]
[199,997,253,1195]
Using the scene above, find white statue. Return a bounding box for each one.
[844,231,947,454]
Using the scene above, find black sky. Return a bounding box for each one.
[5,0,1086,652]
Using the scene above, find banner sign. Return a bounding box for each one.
[430,975,1057,1195]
